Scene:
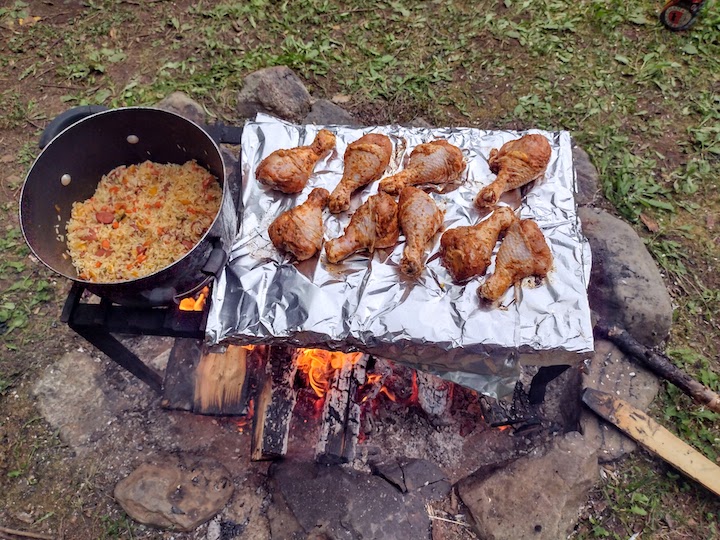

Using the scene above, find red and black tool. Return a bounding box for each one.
[659,0,708,31]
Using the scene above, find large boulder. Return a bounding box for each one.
[237,66,312,122]
[579,207,673,346]
[303,98,357,126]
[457,432,598,540]
[572,145,600,206]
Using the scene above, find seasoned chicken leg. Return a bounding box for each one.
[475,134,551,208]
[268,187,329,261]
[478,219,553,302]
[398,187,444,278]
[379,139,465,195]
[325,192,399,263]
[256,129,336,194]
[328,133,393,213]
[439,206,517,282]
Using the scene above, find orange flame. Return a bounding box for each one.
[296,349,363,398]
[179,286,210,311]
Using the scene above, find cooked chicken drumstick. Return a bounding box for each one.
[256,129,336,194]
[268,188,329,261]
[477,219,552,302]
[398,187,444,278]
[325,192,399,263]
[328,133,393,214]
[439,206,517,282]
[475,134,551,208]
[379,139,465,195]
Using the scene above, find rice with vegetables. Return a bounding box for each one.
[66,160,222,282]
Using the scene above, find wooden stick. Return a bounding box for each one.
[0,526,55,540]
[595,323,720,414]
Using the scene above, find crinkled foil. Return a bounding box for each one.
[207,114,593,398]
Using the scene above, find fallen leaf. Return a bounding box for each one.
[0,154,16,164]
[707,214,716,230]
[639,212,659,233]
[331,94,352,104]
[109,28,118,40]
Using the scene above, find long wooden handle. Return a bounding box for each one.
[583,388,720,498]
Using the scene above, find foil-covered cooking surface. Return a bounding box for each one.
[207,114,593,398]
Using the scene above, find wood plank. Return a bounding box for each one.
[193,344,249,415]
[316,354,368,465]
[251,346,298,461]
[583,388,720,497]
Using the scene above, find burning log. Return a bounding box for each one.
[316,353,368,465]
[251,346,299,461]
[415,370,453,417]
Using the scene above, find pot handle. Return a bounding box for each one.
[172,240,228,304]
[39,105,110,149]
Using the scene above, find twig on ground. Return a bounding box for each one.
[595,322,720,414]
[0,526,55,540]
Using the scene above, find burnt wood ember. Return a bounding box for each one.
[416,371,453,417]
[479,381,539,430]
[316,354,368,465]
[251,346,299,461]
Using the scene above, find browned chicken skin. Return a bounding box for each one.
[256,129,336,194]
[379,139,465,195]
[475,134,552,208]
[439,206,517,282]
[398,187,444,278]
[325,192,399,263]
[268,187,329,261]
[328,133,393,214]
[477,219,553,302]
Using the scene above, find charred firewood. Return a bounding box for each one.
[316,354,368,465]
[251,346,299,461]
[415,370,453,417]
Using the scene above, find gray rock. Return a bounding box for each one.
[269,460,431,539]
[404,117,433,129]
[237,66,312,122]
[33,351,116,452]
[580,339,660,462]
[114,454,233,532]
[578,207,673,347]
[156,91,206,125]
[572,145,600,206]
[370,457,451,502]
[303,99,357,126]
[458,432,598,540]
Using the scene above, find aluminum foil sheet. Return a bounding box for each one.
[207,113,593,398]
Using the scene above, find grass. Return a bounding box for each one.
[0,0,719,537]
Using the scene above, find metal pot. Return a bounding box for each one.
[19,107,237,306]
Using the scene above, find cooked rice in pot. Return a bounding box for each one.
[66,160,222,283]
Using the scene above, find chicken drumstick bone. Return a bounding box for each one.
[325,192,399,263]
[398,187,444,278]
[268,187,329,261]
[477,219,553,302]
[328,133,393,214]
[379,139,465,195]
[475,134,551,208]
[256,129,336,194]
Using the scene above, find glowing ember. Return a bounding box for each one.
[296,349,363,397]
[178,285,210,311]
